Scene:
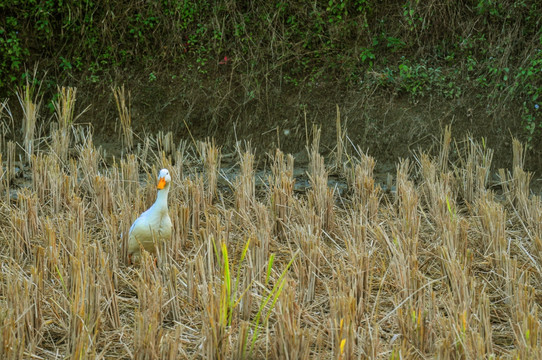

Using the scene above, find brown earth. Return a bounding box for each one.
[78,75,536,179]
[5,73,536,186]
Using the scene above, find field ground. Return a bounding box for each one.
[2,89,542,359]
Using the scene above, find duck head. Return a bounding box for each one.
[157,168,171,190]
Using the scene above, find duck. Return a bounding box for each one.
[127,168,173,264]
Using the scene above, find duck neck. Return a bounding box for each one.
[154,184,170,209]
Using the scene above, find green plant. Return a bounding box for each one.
[396,60,441,96]
[59,57,72,71]
[326,0,348,24]
[359,47,376,67]
[0,16,28,91]
[386,36,406,53]
[245,251,298,356]
[523,103,540,146]
[402,1,423,32]
[516,49,542,144]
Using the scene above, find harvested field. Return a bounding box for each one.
[1,89,542,359]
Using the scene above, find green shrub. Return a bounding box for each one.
[0,0,540,142]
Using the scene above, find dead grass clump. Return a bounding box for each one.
[234,143,256,218]
[17,73,43,163]
[348,150,381,223]
[269,149,295,240]
[272,282,312,359]
[307,126,335,233]
[50,86,86,164]
[200,139,221,204]
[133,253,166,359]
[453,135,493,204]
[112,84,134,151]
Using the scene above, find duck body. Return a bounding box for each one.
[127,169,172,264]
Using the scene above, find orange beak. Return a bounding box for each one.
[157,177,166,190]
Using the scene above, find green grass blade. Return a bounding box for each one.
[266,253,275,285]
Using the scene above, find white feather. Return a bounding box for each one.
[127,168,172,263]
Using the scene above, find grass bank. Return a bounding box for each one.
[0,1,541,148]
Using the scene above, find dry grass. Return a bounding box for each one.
[112,85,134,151]
[1,89,542,359]
[17,73,43,163]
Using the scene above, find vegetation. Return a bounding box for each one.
[1,85,542,358]
[0,0,541,142]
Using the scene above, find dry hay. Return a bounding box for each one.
[1,90,542,359]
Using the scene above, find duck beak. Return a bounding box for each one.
[157,177,166,190]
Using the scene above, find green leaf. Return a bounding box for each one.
[266,253,275,285]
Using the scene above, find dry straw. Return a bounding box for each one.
[17,73,43,163]
[51,86,88,163]
[3,85,542,358]
[112,84,134,150]
[270,150,294,239]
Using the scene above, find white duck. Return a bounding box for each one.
[127,168,173,264]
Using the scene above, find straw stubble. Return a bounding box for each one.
[2,91,542,358]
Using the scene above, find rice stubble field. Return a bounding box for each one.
[1,87,542,359]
